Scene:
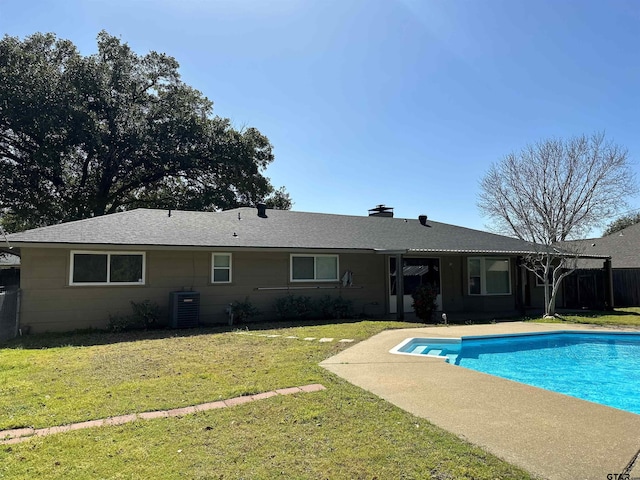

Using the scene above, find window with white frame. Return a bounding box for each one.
[211,253,232,283]
[468,257,511,295]
[290,254,339,281]
[70,251,145,285]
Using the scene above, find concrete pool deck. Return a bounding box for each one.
[320,322,640,480]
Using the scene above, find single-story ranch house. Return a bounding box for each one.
[4,204,613,333]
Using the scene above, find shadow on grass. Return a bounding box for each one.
[556,308,640,319]
[1,309,559,350]
[0,317,424,350]
[10,307,629,350]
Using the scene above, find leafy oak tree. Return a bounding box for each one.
[601,212,640,237]
[0,31,291,232]
[478,132,637,316]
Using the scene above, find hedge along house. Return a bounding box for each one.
[4,204,613,333]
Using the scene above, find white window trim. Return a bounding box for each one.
[468,257,512,296]
[290,254,339,282]
[211,253,233,284]
[69,250,146,286]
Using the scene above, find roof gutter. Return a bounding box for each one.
[408,248,611,259]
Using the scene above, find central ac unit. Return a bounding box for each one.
[169,291,200,328]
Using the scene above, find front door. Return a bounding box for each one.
[389,257,442,313]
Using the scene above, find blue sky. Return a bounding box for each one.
[1,0,639,233]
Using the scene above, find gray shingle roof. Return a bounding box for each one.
[0,252,20,267]
[7,207,546,254]
[563,222,640,269]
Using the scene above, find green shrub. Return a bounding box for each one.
[131,300,162,329]
[107,300,162,332]
[107,313,133,333]
[317,295,354,319]
[230,297,260,324]
[411,284,438,322]
[274,295,313,320]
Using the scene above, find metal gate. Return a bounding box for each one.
[0,287,19,342]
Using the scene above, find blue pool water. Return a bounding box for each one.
[392,331,640,415]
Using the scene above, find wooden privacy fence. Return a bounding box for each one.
[563,268,640,309]
[562,269,606,310]
[612,269,640,307]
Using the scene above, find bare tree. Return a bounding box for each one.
[520,248,580,317]
[478,132,637,316]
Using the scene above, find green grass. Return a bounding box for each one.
[0,321,534,479]
[537,307,640,327]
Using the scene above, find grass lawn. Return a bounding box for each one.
[540,307,640,327]
[0,320,534,479]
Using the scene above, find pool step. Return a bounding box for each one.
[445,353,459,364]
[411,345,430,354]
[410,347,452,358]
[402,341,461,361]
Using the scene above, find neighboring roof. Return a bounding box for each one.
[564,222,640,269]
[4,207,561,255]
[0,252,20,267]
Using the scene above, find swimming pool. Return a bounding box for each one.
[391,331,640,415]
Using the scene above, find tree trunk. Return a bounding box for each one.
[544,272,566,317]
[547,287,558,317]
[543,282,552,317]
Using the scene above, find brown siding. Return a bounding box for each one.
[440,256,465,312]
[528,271,547,308]
[21,247,559,333]
[19,248,388,333]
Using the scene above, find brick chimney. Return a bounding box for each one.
[256,202,267,218]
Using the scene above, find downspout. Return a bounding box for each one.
[604,258,614,311]
[395,253,404,320]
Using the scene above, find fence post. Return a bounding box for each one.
[604,259,614,310]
